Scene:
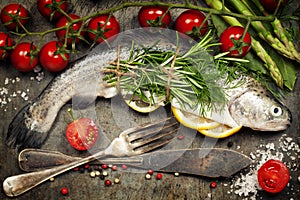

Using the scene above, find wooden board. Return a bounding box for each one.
[0,0,299,199]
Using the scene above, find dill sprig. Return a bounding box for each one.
[102,32,239,114]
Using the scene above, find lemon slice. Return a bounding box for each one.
[171,106,220,130]
[125,99,163,113]
[123,90,165,113]
[198,124,242,138]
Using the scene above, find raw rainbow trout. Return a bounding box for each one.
[6,28,291,149]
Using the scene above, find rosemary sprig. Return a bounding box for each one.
[102,31,238,114]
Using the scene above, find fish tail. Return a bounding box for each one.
[6,103,49,150]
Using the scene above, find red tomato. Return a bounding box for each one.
[175,9,208,39]
[66,118,98,151]
[39,41,69,72]
[138,6,171,28]
[257,159,290,193]
[37,0,68,21]
[0,4,29,31]
[87,14,120,44]
[259,0,288,12]
[219,26,251,58]
[0,32,13,60]
[55,14,84,46]
[10,42,38,72]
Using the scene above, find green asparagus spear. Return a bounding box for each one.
[249,0,300,62]
[227,0,299,62]
[204,0,283,88]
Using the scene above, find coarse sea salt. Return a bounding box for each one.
[230,133,299,199]
[0,71,43,111]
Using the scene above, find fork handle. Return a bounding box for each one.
[3,150,106,197]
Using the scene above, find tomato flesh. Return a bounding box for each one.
[175,9,208,39]
[138,6,171,28]
[257,159,290,193]
[10,42,38,72]
[87,14,120,44]
[219,26,251,58]
[66,118,99,151]
[0,4,29,31]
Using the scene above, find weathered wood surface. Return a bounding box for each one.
[0,0,299,199]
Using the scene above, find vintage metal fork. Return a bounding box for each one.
[3,117,178,197]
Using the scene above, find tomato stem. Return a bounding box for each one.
[67,108,77,121]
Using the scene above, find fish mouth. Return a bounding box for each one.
[253,118,291,132]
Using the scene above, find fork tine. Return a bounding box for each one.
[120,116,175,136]
[131,127,179,149]
[127,117,178,142]
[133,137,174,155]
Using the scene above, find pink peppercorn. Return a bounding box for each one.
[147,169,154,175]
[210,181,217,188]
[105,180,112,186]
[121,164,127,170]
[61,187,69,195]
[101,164,108,169]
[156,173,163,180]
[111,165,117,171]
[177,135,185,140]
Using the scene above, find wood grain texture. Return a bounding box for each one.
[0,0,299,199]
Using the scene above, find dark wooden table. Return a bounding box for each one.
[0,0,299,199]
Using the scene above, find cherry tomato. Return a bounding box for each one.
[0,32,13,60]
[175,9,208,39]
[0,4,29,31]
[39,41,69,72]
[66,118,98,151]
[138,6,171,27]
[259,0,288,12]
[258,159,290,193]
[219,26,251,58]
[55,14,84,46]
[10,42,38,72]
[37,0,68,21]
[87,14,120,44]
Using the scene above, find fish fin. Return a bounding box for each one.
[5,104,49,150]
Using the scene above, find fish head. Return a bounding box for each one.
[229,89,291,131]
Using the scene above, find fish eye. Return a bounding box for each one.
[270,105,282,117]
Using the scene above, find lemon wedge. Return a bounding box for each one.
[198,124,242,138]
[171,106,220,130]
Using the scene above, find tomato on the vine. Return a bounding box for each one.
[37,0,68,21]
[138,6,171,28]
[55,14,84,46]
[0,32,13,60]
[87,14,120,44]
[0,4,29,31]
[10,42,38,72]
[219,26,251,58]
[259,0,288,12]
[257,159,290,193]
[66,118,98,151]
[39,41,69,72]
[175,9,208,40]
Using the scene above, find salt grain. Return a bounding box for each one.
[0,73,44,111]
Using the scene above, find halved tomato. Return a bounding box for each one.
[66,118,98,151]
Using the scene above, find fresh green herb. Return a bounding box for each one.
[102,31,258,114]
